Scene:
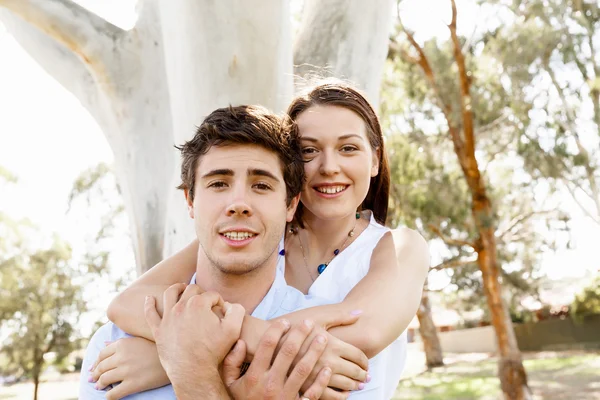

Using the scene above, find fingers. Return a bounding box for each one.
[90,347,118,382]
[188,290,224,311]
[324,310,361,330]
[300,366,332,400]
[163,283,186,312]
[89,341,114,374]
[94,368,121,391]
[327,373,362,392]
[222,339,247,386]
[178,284,203,304]
[339,341,369,374]
[331,357,368,385]
[144,296,161,337]
[222,303,245,341]
[247,319,290,375]
[284,331,327,396]
[272,319,314,378]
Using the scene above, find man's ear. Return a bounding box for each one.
[371,147,380,177]
[184,189,194,219]
[285,194,301,222]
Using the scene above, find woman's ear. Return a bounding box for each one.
[371,147,380,177]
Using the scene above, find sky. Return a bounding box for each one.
[1,1,598,335]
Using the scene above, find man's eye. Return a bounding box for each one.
[254,183,272,190]
[208,181,227,188]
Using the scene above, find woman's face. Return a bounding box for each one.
[296,104,379,221]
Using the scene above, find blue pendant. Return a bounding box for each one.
[333,249,340,255]
[279,249,285,256]
[317,264,327,274]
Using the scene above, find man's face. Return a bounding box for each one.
[186,144,298,275]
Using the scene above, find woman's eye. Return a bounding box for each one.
[301,147,317,154]
[341,145,358,152]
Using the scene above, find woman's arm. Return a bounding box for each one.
[272,227,430,358]
[106,240,200,340]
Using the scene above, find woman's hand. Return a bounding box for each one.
[298,326,369,399]
[89,337,169,400]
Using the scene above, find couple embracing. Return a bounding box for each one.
[79,80,430,400]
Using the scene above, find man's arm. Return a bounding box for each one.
[145,284,245,400]
[170,367,230,400]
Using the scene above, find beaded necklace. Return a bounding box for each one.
[295,212,360,280]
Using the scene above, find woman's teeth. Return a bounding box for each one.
[316,186,346,194]
[223,232,256,240]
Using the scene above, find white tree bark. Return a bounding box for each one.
[0,0,174,275]
[159,0,294,255]
[294,0,395,107]
[1,0,393,275]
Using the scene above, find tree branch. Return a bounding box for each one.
[430,256,477,271]
[428,224,476,249]
[0,8,101,118]
[397,19,465,158]
[564,181,600,224]
[0,0,125,74]
[448,0,475,162]
[496,209,557,241]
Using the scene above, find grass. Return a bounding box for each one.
[393,351,600,400]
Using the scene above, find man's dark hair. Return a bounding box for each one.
[176,105,304,205]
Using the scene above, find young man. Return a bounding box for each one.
[79,105,366,399]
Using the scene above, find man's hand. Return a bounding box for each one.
[144,283,245,396]
[223,319,332,400]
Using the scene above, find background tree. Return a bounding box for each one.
[570,275,600,321]
[381,0,579,397]
[0,164,127,399]
[0,0,395,274]
[0,236,85,400]
[486,0,600,225]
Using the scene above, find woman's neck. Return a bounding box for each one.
[301,210,359,259]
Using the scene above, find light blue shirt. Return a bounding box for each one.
[79,267,331,399]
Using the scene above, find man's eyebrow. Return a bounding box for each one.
[300,134,364,142]
[248,168,281,183]
[201,169,234,179]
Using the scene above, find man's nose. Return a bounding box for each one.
[226,188,253,216]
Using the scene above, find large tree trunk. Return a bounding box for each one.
[33,376,39,400]
[0,0,394,274]
[294,0,394,106]
[400,1,530,398]
[417,288,444,369]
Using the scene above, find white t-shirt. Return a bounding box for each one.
[79,268,332,399]
[279,211,407,399]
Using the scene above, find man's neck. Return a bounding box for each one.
[193,251,277,315]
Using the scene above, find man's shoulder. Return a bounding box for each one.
[90,320,132,343]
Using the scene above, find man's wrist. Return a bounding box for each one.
[171,365,227,400]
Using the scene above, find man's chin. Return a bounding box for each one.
[214,262,262,276]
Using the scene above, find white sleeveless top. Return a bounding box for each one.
[278,211,407,399]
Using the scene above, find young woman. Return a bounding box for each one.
[91,81,430,399]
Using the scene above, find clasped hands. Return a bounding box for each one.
[90,283,369,399]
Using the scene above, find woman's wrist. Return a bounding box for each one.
[239,315,270,362]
